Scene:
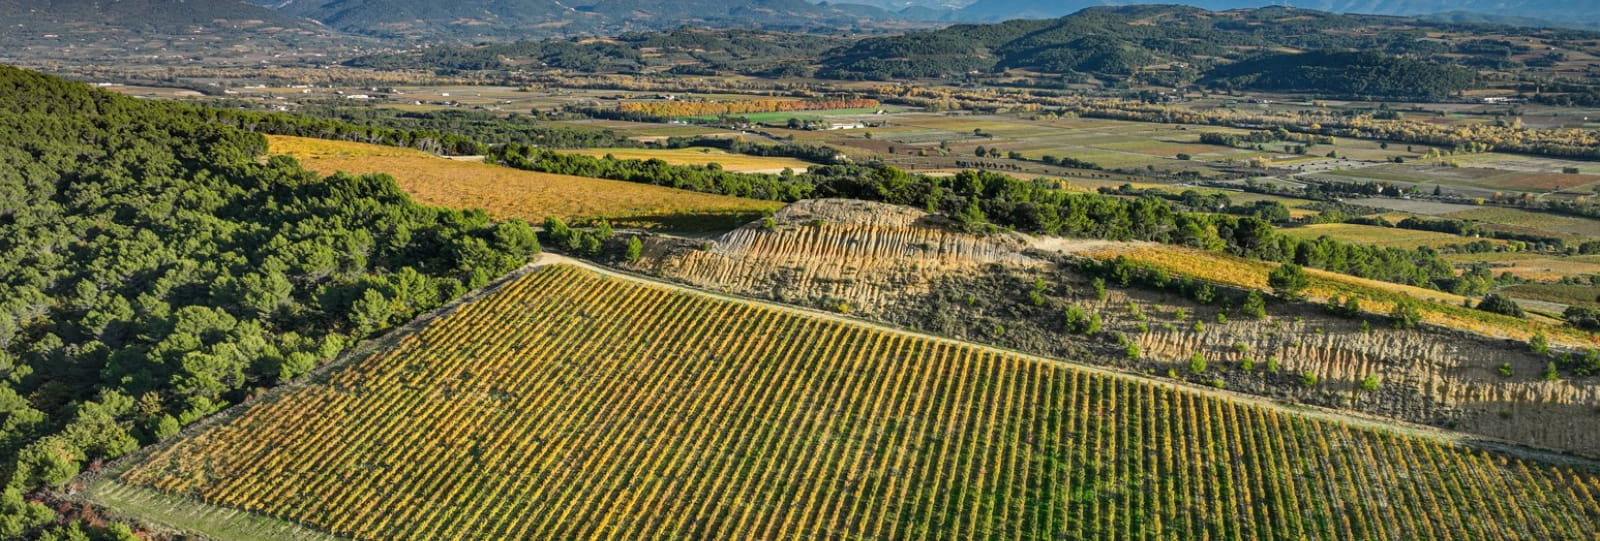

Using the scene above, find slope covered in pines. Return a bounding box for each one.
[0,65,539,537]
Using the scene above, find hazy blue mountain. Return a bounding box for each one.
[1,0,318,31]
[948,0,1598,27]
[251,0,890,40]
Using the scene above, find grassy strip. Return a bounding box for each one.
[88,480,348,541]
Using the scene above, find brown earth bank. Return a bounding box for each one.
[620,198,1600,457]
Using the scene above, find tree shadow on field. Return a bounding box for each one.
[1449,399,1600,466]
[612,209,772,233]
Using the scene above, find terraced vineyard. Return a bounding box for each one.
[115,263,1600,540]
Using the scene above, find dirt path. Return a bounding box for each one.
[536,253,1600,468]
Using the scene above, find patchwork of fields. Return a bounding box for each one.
[109,263,1600,540]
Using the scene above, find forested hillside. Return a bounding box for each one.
[348,5,1597,99]
[1202,50,1478,99]
[819,5,1549,83]
[0,65,539,538]
[346,27,838,74]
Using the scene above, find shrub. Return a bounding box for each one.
[1475,293,1524,318]
[1361,374,1381,391]
[1564,306,1600,331]
[1268,264,1310,300]
[1326,295,1361,317]
[1242,357,1256,371]
[1497,363,1513,378]
[1390,302,1422,329]
[1189,353,1207,374]
[1064,306,1091,333]
[623,237,643,262]
[1530,331,1549,354]
[1093,278,1108,300]
[1302,372,1319,386]
[1241,291,1267,319]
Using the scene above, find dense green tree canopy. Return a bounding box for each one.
[0,65,534,536]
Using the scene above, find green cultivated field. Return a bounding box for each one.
[1281,223,1489,249]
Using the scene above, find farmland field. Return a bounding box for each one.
[1443,207,1600,239]
[1322,162,1600,194]
[1446,252,1600,282]
[1504,283,1600,308]
[1280,223,1488,249]
[268,136,780,229]
[568,147,815,172]
[110,262,1600,540]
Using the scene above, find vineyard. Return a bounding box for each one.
[113,262,1600,540]
[270,135,780,229]
[619,98,880,118]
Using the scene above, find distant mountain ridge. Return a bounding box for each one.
[943,0,1600,27]
[0,0,350,60]
[0,0,319,31]
[249,0,892,40]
